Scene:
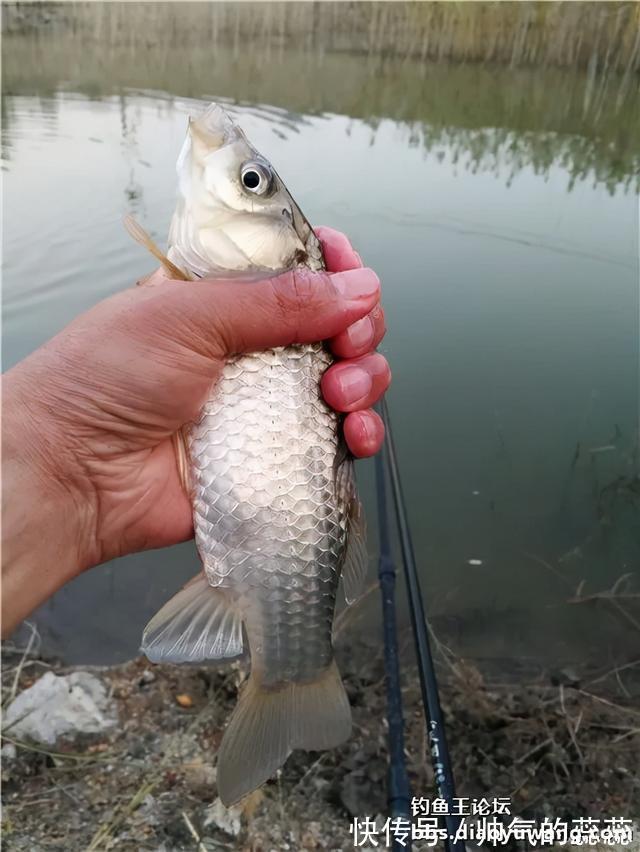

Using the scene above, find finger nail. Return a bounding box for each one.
[332,267,379,302]
[360,410,379,446]
[346,316,375,350]
[336,365,373,405]
[353,251,364,267]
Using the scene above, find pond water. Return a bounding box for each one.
[3,14,639,668]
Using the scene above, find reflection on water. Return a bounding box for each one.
[2,5,639,668]
[4,20,640,194]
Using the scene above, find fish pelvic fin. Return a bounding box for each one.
[216,660,352,807]
[141,572,243,664]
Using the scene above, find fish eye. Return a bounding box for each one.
[240,162,272,196]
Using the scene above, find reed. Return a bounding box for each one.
[3,2,638,190]
[3,1,640,73]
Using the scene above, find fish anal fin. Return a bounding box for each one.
[216,661,351,806]
[141,572,243,664]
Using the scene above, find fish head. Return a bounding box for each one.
[170,103,324,276]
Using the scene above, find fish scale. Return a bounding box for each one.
[189,343,350,686]
[140,102,363,805]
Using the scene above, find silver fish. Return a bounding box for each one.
[139,104,366,806]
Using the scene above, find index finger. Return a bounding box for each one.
[315,226,363,273]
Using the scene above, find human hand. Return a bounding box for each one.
[2,228,389,632]
[316,227,388,457]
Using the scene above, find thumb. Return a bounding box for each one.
[149,266,381,358]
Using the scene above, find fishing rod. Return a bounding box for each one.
[375,445,413,851]
[377,397,465,852]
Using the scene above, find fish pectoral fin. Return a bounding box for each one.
[123,214,192,282]
[216,661,351,807]
[141,572,243,664]
[341,494,369,606]
[172,426,191,495]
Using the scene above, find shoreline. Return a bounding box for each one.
[2,639,638,850]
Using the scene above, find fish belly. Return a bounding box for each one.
[188,344,349,686]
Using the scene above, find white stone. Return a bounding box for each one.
[4,671,117,745]
[203,797,242,836]
[1,743,17,760]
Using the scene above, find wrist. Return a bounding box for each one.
[2,365,99,635]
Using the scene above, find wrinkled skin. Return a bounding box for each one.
[2,227,389,634]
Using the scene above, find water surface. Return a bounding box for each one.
[3,14,639,669]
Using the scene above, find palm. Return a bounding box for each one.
[74,234,386,563]
[3,229,388,634]
[94,438,193,559]
[69,294,225,560]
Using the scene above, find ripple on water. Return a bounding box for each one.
[3,86,638,667]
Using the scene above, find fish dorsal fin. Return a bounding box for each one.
[335,456,369,605]
[124,214,192,281]
[141,572,243,664]
[342,494,369,605]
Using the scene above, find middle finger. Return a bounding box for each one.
[321,352,391,413]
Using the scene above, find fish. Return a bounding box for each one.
[133,103,367,806]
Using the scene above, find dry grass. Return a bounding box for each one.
[2,616,639,850]
[4,2,639,73]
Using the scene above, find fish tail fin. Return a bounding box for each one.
[216,660,352,806]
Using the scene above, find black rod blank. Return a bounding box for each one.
[379,397,465,852]
[375,446,412,850]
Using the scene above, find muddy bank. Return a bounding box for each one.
[2,635,639,851]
